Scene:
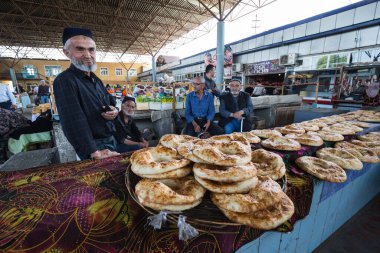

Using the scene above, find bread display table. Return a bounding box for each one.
[0,153,313,253]
[0,124,378,253]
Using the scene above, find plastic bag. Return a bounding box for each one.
[177,215,199,241]
[147,211,169,230]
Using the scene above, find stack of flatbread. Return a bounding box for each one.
[187,135,258,193]
[211,177,295,230]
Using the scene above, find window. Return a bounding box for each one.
[100,67,108,76]
[115,68,123,76]
[128,68,137,76]
[45,65,62,77]
[22,65,38,79]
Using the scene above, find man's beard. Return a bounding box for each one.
[231,90,239,95]
[123,110,134,116]
[71,58,97,72]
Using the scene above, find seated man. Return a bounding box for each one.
[219,79,254,134]
[114,96,149,153]
[184,76,224,137]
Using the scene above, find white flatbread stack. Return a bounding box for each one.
[211,177,294,230]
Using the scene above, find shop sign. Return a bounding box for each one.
[244,59,284,75]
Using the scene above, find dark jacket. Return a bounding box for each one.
[114,111,142,144]
[53,64,116,158]
[218,91,253,131]
[204,75,221,96]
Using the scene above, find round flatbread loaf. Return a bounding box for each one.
[217,194,295,230]
[231,132,261,144]
[138,197,202,211]
[307,131,344,142]
[285,133,324,147]
[261,136,302,151]
[194,175,258,194]
[307,120,328,128]
[211,177,284,213]
[295,156,346,183]
[177,139,210,163]
[159,134,197,149]
[345,121,370,128]
[350,140,380,155]
[298,123,320,132]
[345,148,380,163]
[331,123,363,133]
[209,134,251,146]
[321,126,355,135]
[135,177,206,206]
[193,162,257,182]
[316,148,363,170]
[328,115,346,122]
[131,146,191,175]
[251,129,282,139]
[251,149,285,180]
[358,116,380,122]
[275,125,305,135]
[358,132,380,142]
[192,141,251,166]
[134,165,192,179]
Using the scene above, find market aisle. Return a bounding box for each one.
[313,193,380,253]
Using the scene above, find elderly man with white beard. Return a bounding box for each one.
[218,79,254,134]
[113,96,148,153]
[53,27,119,160]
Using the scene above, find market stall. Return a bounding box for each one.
[1,109,379,253]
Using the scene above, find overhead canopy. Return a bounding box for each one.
[0,0,243,56]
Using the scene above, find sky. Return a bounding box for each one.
[162,0,362,59]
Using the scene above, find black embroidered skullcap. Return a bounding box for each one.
[62,27,93,45]
[122,96,136,104]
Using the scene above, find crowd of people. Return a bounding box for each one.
[50,27,260,160]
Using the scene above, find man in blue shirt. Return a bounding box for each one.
[184,76,224,137]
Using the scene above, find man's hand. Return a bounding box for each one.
[233,110,244,120]
[203,120,211,132]
[101,106,118,120]
[91,149,120,159]
[11,104,17,109]
[192,120,201,132]
[139,140,149,148]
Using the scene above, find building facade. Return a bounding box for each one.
[0,58,145,92]
[138,0,380,103]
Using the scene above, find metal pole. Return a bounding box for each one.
[152,55,156,82]
[216,20,225,87]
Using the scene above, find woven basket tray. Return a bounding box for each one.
[125,164,287,233]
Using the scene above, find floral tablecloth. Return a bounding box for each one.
[0,151,313,253]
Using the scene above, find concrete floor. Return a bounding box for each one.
[314,193,380,253]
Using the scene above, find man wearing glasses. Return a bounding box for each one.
[219,79,253,134]
[184,76,224,137]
